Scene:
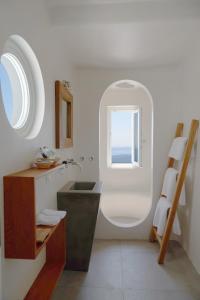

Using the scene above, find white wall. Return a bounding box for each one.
[72,66,182,239]
[178,40,200,274]
[0,1,75,299]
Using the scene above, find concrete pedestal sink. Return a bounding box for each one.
[57,181,102,271]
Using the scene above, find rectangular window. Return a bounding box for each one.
[108,106,141,168]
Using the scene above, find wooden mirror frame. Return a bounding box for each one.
[55,80,73,148]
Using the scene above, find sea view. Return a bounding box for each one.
[112,147,132,163]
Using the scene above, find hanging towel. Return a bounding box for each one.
[153,197,181,236]
[42,209,66,218]
[161,168,178,202]
[36,213,62,226]
[161,167,186,206]
[179,184,186,206]
[168,137,187,161]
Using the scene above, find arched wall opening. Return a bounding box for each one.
[99,79,153,228]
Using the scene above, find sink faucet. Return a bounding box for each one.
[62,159,82,171]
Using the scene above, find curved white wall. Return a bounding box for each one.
[99,82,153,228]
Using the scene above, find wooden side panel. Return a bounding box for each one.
[4,176,36,259]
[24,262,64,300]
[46,218,66,264]
[25,219,66,300]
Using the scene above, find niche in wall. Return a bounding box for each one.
[99,79,153,228]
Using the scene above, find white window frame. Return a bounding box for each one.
[1,53,30,129]
[0,35,45,139]
[107,105,141,169]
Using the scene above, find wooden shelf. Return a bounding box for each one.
[6,164,64,179]
[4,166,66,259]
[4,168,67,299]
[25,262,64,300]
[25,219,66,300]
[35,224,59,256]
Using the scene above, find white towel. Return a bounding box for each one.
[168,137,187,161]
[161,168,178,202]
[42,209,66,218]
[179,184,186,206]
[161,168,186,206]
[36,213,61,226]
[153,197,181,236]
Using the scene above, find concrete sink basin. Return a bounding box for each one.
[69,181,96,191]
[57,181,102,271]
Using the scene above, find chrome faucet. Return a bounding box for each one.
[62,159,82,171]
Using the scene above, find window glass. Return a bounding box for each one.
[0,63,13,124]
[111,110,132,164]
[109,107,140,167]
[1,53,30,129]
[133,111,139,163]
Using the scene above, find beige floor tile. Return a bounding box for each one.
[53,240,200,300]
[121,251,193,290]
[58,266,122,289]
[52,287,123,300]
[123,289,200,300]
[121,241,200,293]
[120,240,159,254]
[58,244,122,289]
[57,271,87,288]
[58,240,122,289]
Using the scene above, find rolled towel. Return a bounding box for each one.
[168,137,187,161]
[161,168,178,202]
[42,209,66,219]
[36,213,61,226]
[153,197,181,236]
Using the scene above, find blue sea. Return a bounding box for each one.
[112,147,132,163]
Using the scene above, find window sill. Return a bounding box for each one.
[108,163,140,169]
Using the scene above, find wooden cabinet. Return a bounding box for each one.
[4,166,66,299]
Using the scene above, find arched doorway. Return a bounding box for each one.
[99,80,153,228]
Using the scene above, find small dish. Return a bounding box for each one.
[35,161,53,169]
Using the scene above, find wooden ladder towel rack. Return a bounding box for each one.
[150,119,199,264]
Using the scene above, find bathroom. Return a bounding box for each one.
[0,1,200,300]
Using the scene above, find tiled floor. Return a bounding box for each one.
[52,240,200,300]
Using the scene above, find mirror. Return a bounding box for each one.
[55,80,73,148]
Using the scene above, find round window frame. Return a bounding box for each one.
[1,35,45,139]
[1,52,31,129]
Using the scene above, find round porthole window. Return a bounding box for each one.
[0,35,45,139]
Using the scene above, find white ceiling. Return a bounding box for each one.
[46,0,200,5]
[45,0,200,68]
